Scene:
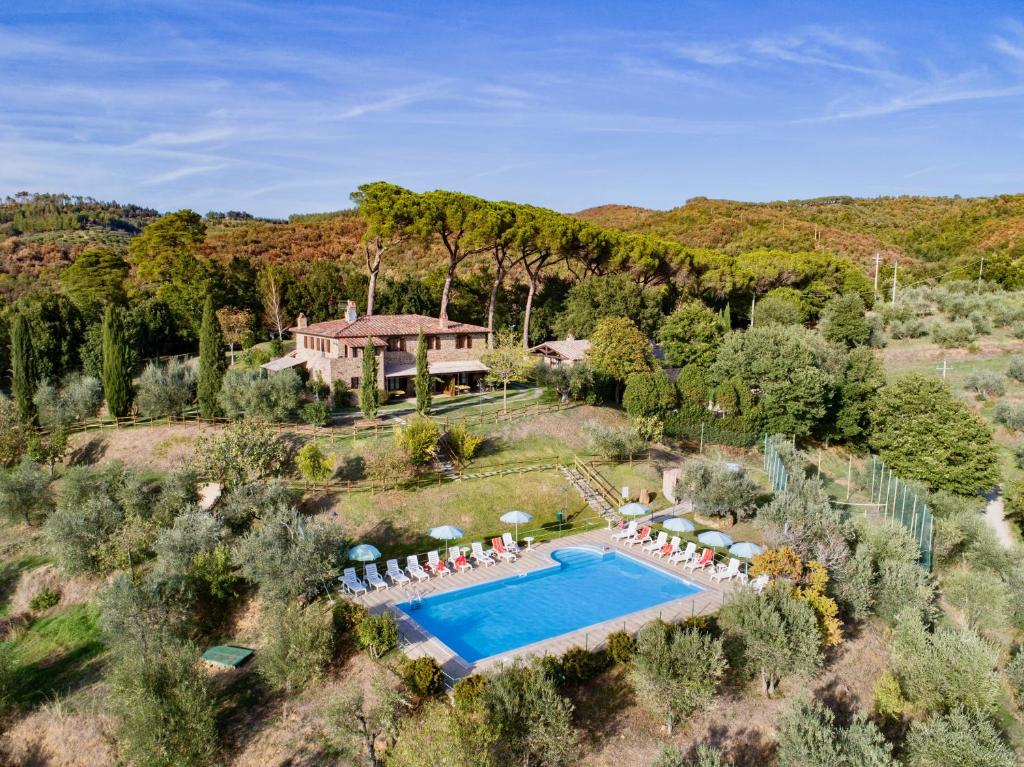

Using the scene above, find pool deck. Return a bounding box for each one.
[353,528,741,679]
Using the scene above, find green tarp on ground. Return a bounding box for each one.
[201,645,254,668]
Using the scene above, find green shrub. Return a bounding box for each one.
[872,671,909,722]
[967,310,992,336]
[446,424,483,463]
[355,612,398,659]
[1012,320,1024,340]
[363,446,414,489]
[1008,355,1024,382]
[559,646,608,686]
[257,601,335,695]
[395,417,440,465]
[333,598,368,635]
[930,320,977,348]
[994,402,1024,432]
[606,630,636,664]
[964,371,1006,399]
[888,318,928,339]
[399,655,445,697]
[584,423,646,459]
[300,400,328,427]
[29,588,61,611]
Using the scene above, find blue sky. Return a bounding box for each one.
[3,1,1024,217]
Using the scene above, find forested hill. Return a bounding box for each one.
[576,194,1024,274]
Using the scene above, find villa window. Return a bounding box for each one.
[427,336,441,350]
[387,336,406,352]
[352,345,361,358]
[350,377,360,388]
[456,334,472,349]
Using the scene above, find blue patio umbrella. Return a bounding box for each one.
[662,517,696,533]
[729,541,765,559]
[347,544,381,562]
[698,530,734,548]
[500,510,534,540]
[429,525,465,558]
[620,502,650,517]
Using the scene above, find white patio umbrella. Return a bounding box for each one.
[500,510,534,541]
[662,517,696,533]
[619,502,650,517]
[347,544,381,562]
[429,525,465,559]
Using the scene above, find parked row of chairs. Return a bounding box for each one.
[608,520,770,589]
[338,533,524,595]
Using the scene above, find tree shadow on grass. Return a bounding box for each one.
[570,666,635,746]
[333,455,366,482]
[702,724,776,767]
[215,669,287,758]
[69,437,107,466]
[11,639,106,708]
[0,555,49,615]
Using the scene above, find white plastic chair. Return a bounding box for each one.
[642,531,668,553]
[386,559,410,585]
[669,541,696,566]
[364,563,388,590]
[406,555,429,581]
[472,541,496,566]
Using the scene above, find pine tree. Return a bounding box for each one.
[10,312,38,422]
[101,304,133,418]
[197,297,226,419]
[415,329,431,415]
[360,337,379,419]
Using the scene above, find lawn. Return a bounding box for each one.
[323,470,596,561]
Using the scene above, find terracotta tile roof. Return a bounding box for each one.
[294,314,488,339]
[530,339,591,361]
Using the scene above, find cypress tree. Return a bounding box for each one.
[721,303,732,332]
[10,312,38,422]
[101,304,134,417]
[197,297,226,419]
[360,337,379,418]
[415,329,431,415]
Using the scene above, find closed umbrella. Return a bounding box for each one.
[429,525,465,559]
[347,544,381,562]
[619,502,650,517]
[698,530,734,548]
[500,510,533,541]
[729,541,765,559]
[662,517,696,533]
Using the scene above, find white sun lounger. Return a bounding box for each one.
[339,567,367,595]
[750,573,770,592]
[364,563,388,590]
[386,559,410,585]
[711,558,742,582]
[502,532,521,554]
[611,520,638,541]
[669,541,697,566]
[472,541,496,566]
[641,531,668,553]
[406,555,429,581]
[684,548,714,571]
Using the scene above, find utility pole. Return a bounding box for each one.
[978,256,985,292]
[873,252,881,296]
[890,259,898,304]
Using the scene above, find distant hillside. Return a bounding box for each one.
[0,193,160,300]
[576,195,1024,276]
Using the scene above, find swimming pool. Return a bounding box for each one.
[396,547,703,663]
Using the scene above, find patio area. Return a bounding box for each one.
[352,527,742,679]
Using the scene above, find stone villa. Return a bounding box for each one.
[529,336,591,367]
[263,301,490,394]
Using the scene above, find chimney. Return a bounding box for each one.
[296,312,307,329]
[566,332,575,341]
[345,300,358,323]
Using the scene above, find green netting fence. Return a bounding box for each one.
[863,456,934,571]
[762,437,933,571]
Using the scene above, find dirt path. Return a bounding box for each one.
[985,489,1017,548]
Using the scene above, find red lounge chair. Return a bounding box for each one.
[491,537,516,562]
[658,542,673,557]
[626,526,652,546]
[684,548,714,571]
[452,554,472,573]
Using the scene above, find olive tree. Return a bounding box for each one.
[629,621,726,734]
[0,457,53,525]
[718,583,821,697]
[677,461,759,521]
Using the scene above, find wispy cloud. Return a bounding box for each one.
[992,20,1024,62]
[143,164,227,185]
[818,80,1024,121]
[619,57,718,88]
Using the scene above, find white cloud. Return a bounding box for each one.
[143,164,227,185]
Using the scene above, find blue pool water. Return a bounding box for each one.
[396,547,703,662]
